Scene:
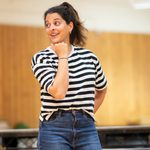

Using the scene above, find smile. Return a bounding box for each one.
[50,33,59,37]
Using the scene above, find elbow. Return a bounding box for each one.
[54,92,66,99]
[48,87,67,99]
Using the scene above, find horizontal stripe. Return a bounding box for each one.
[42,99,94,106]
[41,107,93,112]
[43,103,94,109]
[41,95,94,103]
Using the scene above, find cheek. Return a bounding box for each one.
[45,28,49,34]
[61,26,70,35]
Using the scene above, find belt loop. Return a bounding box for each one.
[82,109,86,116]
[72,110,76,116]
[58,109,63,117]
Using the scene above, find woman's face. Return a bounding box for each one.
[45,13,73,45]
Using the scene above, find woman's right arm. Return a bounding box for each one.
[48,42,69,99]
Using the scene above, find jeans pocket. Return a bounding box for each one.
[83,113,94,123]
[43,111,60,125]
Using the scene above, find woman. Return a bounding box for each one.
[31,2,107,150]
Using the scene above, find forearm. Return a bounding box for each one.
[48,58,69,99]
[94,88,107,113]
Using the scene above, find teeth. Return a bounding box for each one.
[51,33,57,36]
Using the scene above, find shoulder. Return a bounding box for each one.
[32,48,51,58]
[31,47,54,65]
[74,46,98,61]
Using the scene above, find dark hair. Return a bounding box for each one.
[44,2,87,46]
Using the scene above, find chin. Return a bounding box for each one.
[51,40,61,44]
[50,38,65,44]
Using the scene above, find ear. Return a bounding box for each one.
[68,21,74,34]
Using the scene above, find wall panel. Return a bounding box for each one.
[0,27,2,118]
[0,25,49,127]
[86,32,150,125]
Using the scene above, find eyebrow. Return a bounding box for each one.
[54,18,62,21]
[45,18,62,22]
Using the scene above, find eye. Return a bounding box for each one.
[45,23,50,28]
[54,21,61,26]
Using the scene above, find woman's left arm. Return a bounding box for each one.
[94,88,107,113]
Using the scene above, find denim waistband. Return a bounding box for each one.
[55,109,86,116]
[42,109,93,121]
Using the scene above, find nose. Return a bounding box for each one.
[47,24,55,31]
[51,24,55,30]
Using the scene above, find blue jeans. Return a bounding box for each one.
[37,110,102,150]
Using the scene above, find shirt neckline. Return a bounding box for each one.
[47,45,74,58]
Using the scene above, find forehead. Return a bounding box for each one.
[45,13,63,21]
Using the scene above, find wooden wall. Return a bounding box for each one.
[0,24,150,128]
[0,32,2,118]
[0,24,49,128]
[86,32,150,125]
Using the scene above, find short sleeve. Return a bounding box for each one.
[31,53,56,92]
[95,57,107,90]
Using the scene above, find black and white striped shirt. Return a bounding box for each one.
[31,46,107,121]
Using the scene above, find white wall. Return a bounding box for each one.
[0,0,150,33]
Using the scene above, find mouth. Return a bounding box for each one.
[50,33,59,38]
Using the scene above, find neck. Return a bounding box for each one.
[67,44,72,55]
